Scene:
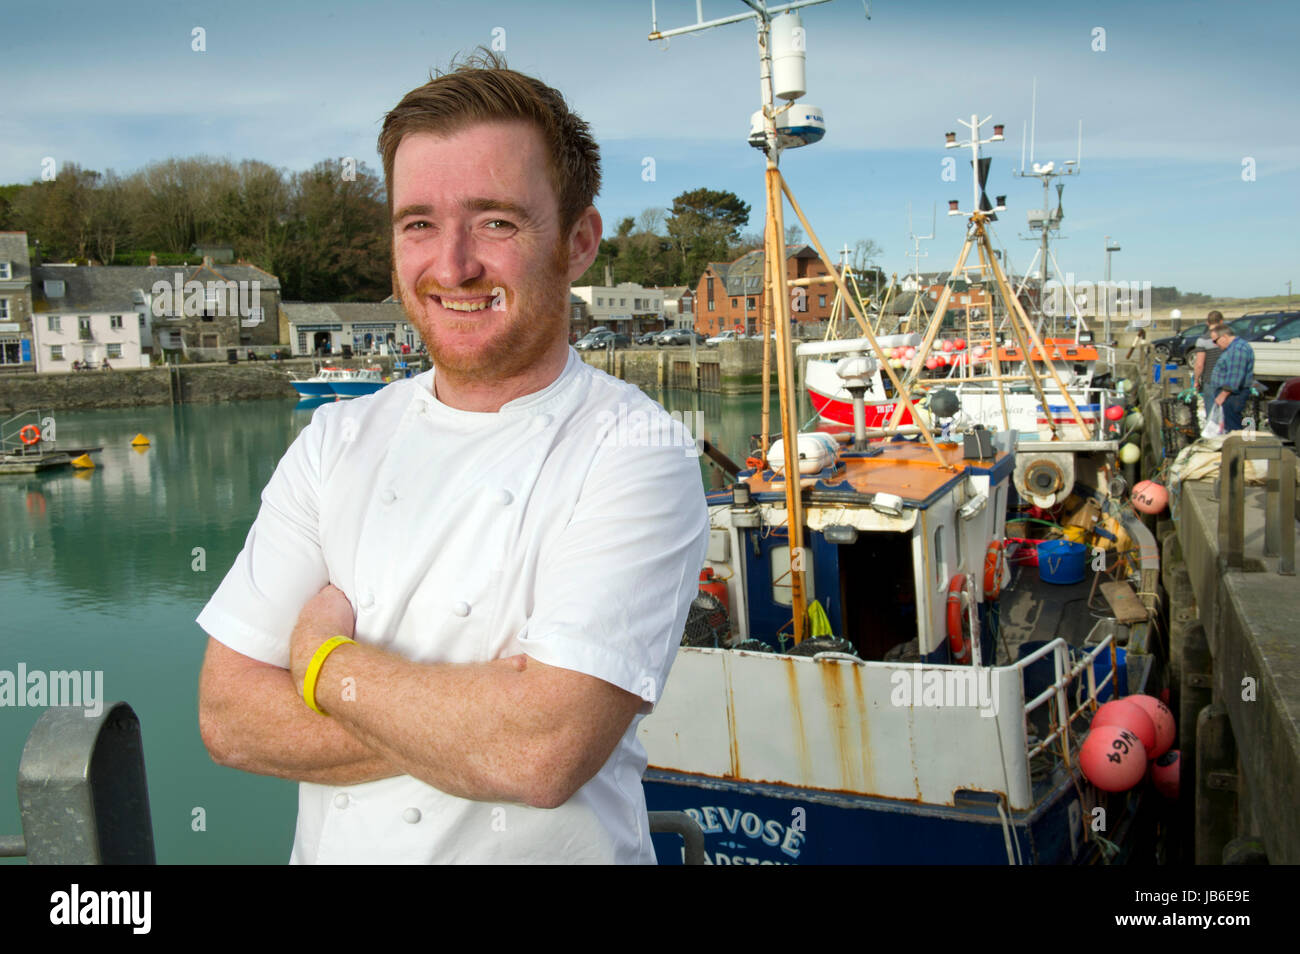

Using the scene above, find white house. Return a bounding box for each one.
[569,282,665,336]
[30,266,151,372]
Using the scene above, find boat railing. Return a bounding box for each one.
[1015,634,1117,765]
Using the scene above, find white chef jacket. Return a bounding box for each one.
[196,350,709,863]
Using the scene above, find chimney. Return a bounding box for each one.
[149,252,158,266]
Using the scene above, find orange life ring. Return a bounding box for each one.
[947,574,972,664]
[983,540,1007,600]
[19,424,41,445]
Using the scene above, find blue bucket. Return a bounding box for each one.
[1091,646,1128,702]
[1037,540,1087,584]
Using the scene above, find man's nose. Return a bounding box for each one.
[429,227,484,289]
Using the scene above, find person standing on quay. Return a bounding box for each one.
[196,51,709,864]
[1207,318,1255,432]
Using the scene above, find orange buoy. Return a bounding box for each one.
[946,574,972,663]
[1151,749,1180,798]
[19,424,41,445]
[983,540,1007,600]
[1131,480,1169,515]
[1091,699,1157,754]
[1124,694,1176,758]
[1080,724,1147,792]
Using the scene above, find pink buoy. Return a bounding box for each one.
[1151,749,1180,799]
[1091,699,1157,754]
[1080,724,1147,792]
[891,347,903,359]
[941,339,955,353]
[904,347,916,360]
[1104,404,1125,422]
[925,356,940,371]
[1131,480,1169,515]
[955,338,966,350]
[1125,694,1176,758]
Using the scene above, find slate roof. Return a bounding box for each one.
[31,264,281,312]
[282,302,407,325]
[0,232,32,284]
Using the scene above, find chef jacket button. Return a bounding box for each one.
[359,590,375,609]
[533,413,552,430]
[452,601,471,618]
[494,488,513,506]
[381,488,396,504]
[402,807,422,824]
[333,793,350,809]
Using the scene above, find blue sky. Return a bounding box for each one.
[3,0,1297,297]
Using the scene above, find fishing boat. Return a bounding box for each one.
[287,365,386,398]
[328,366,387,397]
[638,1,1160,865]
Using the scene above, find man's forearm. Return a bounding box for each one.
[199,642,403,785]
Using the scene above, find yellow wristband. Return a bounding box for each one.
[302,635,356,715]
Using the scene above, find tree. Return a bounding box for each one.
[852,238,882,273]
[785,225,803,246]
[666,188,751,286]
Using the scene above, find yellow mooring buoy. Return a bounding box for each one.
[70,454,95,469]
[130,433,150,447]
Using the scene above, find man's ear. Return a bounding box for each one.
[565,207,603,282]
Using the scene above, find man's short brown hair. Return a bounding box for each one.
[377,49,601,234]
[1206,310,1224,324]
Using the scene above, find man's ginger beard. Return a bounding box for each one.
[397,237,571,384]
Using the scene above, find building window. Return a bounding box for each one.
[0,299,8,319]
[708,300,715,312]
[818,295,827,307]
[110,315,123,329]
[79,316,92,340]
[48,315,61,332]
[139,314,147,327]
[706,278,714,303]
[50,345,64,361]
[107,343,123,359]
[621,298,626,306]
[0,262,10,279]
[732,298,738,308]
[747,297,755,309]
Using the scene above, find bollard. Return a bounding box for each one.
[15,702,156,864]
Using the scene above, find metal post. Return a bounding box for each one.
[14,701,156,864]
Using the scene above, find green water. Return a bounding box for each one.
[0,387,779,864]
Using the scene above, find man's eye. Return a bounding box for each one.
[403,220,430,231]
[485,220,515,230]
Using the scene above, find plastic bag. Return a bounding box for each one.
[1201,402,1224,439]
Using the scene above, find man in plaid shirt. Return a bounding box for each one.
[1207,321,1255,432]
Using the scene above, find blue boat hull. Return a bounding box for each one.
[330,381,386,397]
[644,768,1131,865]
[291,381,335,396]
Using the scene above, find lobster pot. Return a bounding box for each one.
[771,12,806,100]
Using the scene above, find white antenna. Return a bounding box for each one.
[906,201,935,284]
[1028,77,1036,167]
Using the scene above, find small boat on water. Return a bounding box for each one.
[288,365,387,398]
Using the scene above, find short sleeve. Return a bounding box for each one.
[518,409,709,713]
[195,407,332,668]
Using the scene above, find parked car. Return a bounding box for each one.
[576,331,630,350]
[657,329,706,346]
[1167,314,1295,365]
[1248,316,1300,384]
[636,329,666,345]
[1266,376,1300,444]
[706,330,743,347]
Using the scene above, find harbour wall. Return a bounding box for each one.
[580,341,778,394]
[1128,344,1300,864]
[0,358,420,415]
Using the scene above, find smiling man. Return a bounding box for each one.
[196,52,709,864]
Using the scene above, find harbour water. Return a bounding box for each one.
[0,386,778,864]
